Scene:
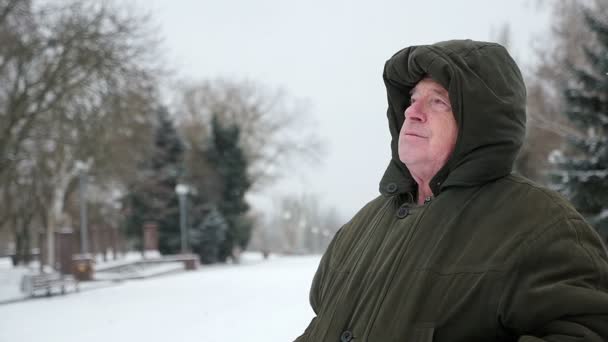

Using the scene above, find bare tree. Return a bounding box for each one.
[249,193,342,255]
[174,79,324,190]
[514,0,605,182]
[0,0,163,267]
[527,0,597,137]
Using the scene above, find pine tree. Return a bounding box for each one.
[125,107,185,254]
[205,114,252,262]
[189,205,228,264]
[550,10,608,241]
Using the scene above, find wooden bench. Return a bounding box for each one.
[20,273,79,297]
[156,254,200,270]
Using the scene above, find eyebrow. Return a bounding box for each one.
[409,87,449,97]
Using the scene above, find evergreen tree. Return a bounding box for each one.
[550,10,608,241]
[189,205,228,264]
[125,107,185,254]
[205,114,252,262]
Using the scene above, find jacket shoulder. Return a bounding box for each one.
[499,174,582,219]
[343,195,393,229]
[489,174,596,243]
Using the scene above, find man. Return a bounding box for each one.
[295,40,608,341]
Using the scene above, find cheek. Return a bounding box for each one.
[442,123,458,151]
[446,119,458,145]
[431,119,458,150]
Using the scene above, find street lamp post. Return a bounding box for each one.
[75,160,90,254]
[282,210,292,253]
[322,229,331,251]
[72,160,94,281]
[311,226,320,253]
[298,219,307,253]
[175,184,189,254]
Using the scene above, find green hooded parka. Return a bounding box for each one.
[295,40,608,342]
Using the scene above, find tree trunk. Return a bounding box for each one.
[46,212,57,270]
[45,165,78,269]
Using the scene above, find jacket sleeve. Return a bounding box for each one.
[498,217,608,341]
[294,227,344,342]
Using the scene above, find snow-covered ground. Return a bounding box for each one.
[0,253,320,342]
[0,258,29,303]
[0,251,186,302]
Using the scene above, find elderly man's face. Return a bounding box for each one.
[398,78,458,174]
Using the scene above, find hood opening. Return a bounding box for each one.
[379,40,527,198]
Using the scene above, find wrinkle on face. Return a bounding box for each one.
[399,78,458,186]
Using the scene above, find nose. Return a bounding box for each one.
[404,99,426,123]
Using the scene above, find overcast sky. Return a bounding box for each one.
[136,0,551,220]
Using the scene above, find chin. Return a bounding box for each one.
[400,151,428,167]
[398,153,416,166]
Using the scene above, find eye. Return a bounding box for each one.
[432,98,446,105]
[431,97,451,110]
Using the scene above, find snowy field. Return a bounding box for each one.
[0,254,320,342]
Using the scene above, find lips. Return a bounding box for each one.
[404,132,427,138]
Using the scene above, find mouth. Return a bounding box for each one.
[404,132,426,138]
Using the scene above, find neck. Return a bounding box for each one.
[409,169,436,205]
[416,182,434,205]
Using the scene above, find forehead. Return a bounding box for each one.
[410,78,448,96]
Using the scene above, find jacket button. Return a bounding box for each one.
[386,183,398,193]
[340,330,353,342]
[396,206,409,219]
